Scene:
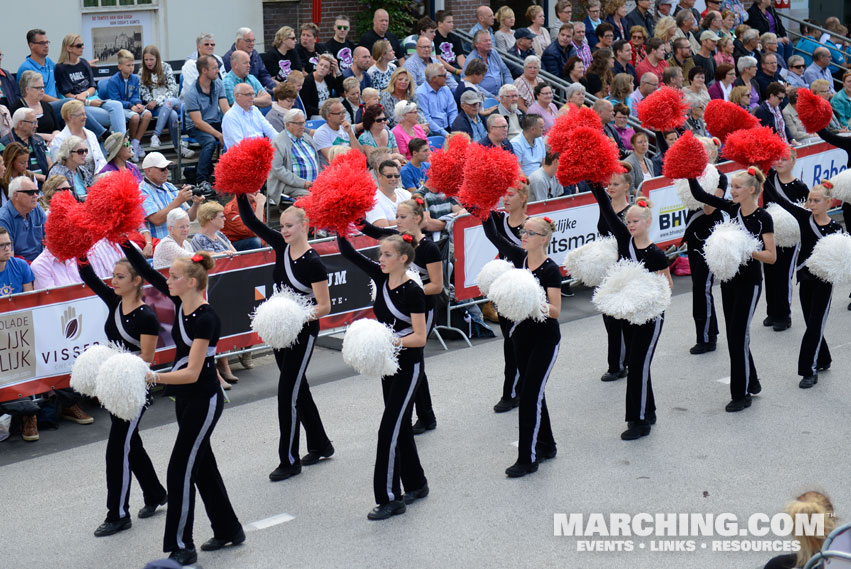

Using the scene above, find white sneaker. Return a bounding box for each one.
[180,146,195,158]
[132,140,145,160]
[149,134,161,148]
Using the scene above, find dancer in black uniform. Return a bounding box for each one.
[489,185,529,413]
[359,196,443,435]
[763,177,842,388]
[763,150,808,332]
[817,128,851,310]
[124,246,243,566]
[337,233,430,520]
[590,186,672,440]
[78,257,167,537]
[237,195,334,481]
[688,168,776,412]
[482,214,562,475]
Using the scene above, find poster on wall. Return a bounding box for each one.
[81,11,153,63]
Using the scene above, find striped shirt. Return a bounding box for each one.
[139,178,188,239]
[288,131,319,182]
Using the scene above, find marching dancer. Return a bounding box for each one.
[123,245,243,566]
[337,232,430,519]
[237,195,334,481]
[688,168,776,412]
[817,127,851,310]
[482,214,562,475]
[78,257,167,537]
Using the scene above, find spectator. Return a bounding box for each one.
[0,225,33,294]
[596,22,617,51]
[224,50,273,108]
[654,16,677,43]
[793,21,826,69]
[763,492,836,569]
[612,103,635,150]
[511,113,545,175]
[626,0,656,38]
[656,0,674,18]
[542,25,577,79]
[302,54,343,119]
[479,114,514,154]
[755,52,784,100]
[454,59,490,108]
[365,159,411,226]
[17,29,66,119]
[584,0,605,50]
[699,11,723,38]
[629,71,659,115]
[564,56,588,87]
[2,143,36,199]
[355,87,381,128]
[469,5,496,42]
[668,37,696,85]
[595,98,626,154]
[180,33,226,102]
[358,104,404,162]
[223,27,277,90]
[692,31,717,84]
[613,40,637,85]
[98,132,142,182]
[106,50,153,161]
[0,54,21,110]
[608,73,635,106]
[714,36,735,67]
[392,101,427,160]
[684,67,710,104]
[572,22,593,69]
[832,72,851,129]
[1,108,51,183]
[359,9,404,63]
[184,55,228,183]
[551,0,574,39]
[464,30,513,98]
[400,138,431,192]
[31,244,82,290]
[759,33,785,71]
[416,63,457,137]
[191,201,237,255]
[527,4,552,56]
[222,83,277,149]
[527,83,559,134]
[785,55,807,89]
[586,47,616,98]
[297,22,330,75]
[507,29,538,78]
[286,70,308,115]
[49,100,106,178]
[0,176,45,261]
[729,84,752,111]
[782,89,809,142]
[635,38,668,85]
[674,0,701,26]
[139,152,201,239]
[451,91,487,140]
[733,56,760,110]
[139,46,192,159]
[152,208,195,269]
[339,76,362,126]
[684,93,707,136]
[746,0,789,53]
[222,190,265,251]
[804,48,835,94]
[262,26,303,83]
[312,98,363,162]
[652,129,678,174]
[606,0,630,42]
[49,135,93,200]
[37,175,70,212]
[267,82,299,132]
[708,63,736,100]
[434,10,466,76]
[733,29,760,67]
[344,46,374,91]
[810,79,846,133]
[367,40,397,92]
[9,71,60,145]
[54,34,125,139]
[494,6,517,52]
[566,82,588,108]
[496,84,524,138]
[528,150,563,201]
[325,15,356,72]
[514,55,543,112]
[663,65,684,89]
[719,9,737,39]
[380,68,422,128]
[754,82,792,143]
[405,36,458,90]
[265,109,317,204]
[673,10,700,54]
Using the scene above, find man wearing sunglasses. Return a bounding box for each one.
[223,27,278,92]
[0,177,46,262]
[784,55,808,89]
[365,159,411,228]
[324,15,356,72]
[17,29,67,120]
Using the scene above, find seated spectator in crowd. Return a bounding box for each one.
[184,55,229,183]
[754,82,792,143]
[140,45,193,158]
[1,108,52,184]
[343,46,374,91]
[542,25,577,79]
[356,88,381,126]
[139,152,201,239]
[106,50,153,161]
[286,70,309,115]
[663,65,684,90]
[607,73,635,106]
[479,114,515,154]
[37,175,70,212]
[325,15,356,72]
[759,33,784,71]
[785,55,807,89]
[729,84,752,111]
[832,72,851,129]
[612,103,635,150]
[629,71,659,115]
[527,83,559,134]
[302,54,343,119]
[507,28,537,78]
[10,71,60,144]
[572,22,593,68]
[746,0,789,51]
[668,37,696,84]
[404,18,437,64]
[463,30,512,97]
[223,190,265,251]
[400,138,431,192]
[584,0,604,50]
[98,132,142,182]
[357,105,405,166]
[224,50,273,108]
[782,87,810,142]
[392,101,427,160]
[628,25,648,67]
[612,39,637,85]
[262,26,303,83]
[405,36,458,90]
[222,83,277,149]
[715,36,735,68]
[595,22,617,51]
[297,22,330,74]
[417,63,458,137]
[551,0,574,39]
[733,28,760,67]
[49,100,106,173]
[733,55,760,110]
[586,48,616,98]
[564,56,588,87]
[451,91,487,140]
[313,98,364,162]
[595,98,627,154]
[804,48,835,95]
[453,59,491,108]
[181,33,226,101]
[0,176,46,261]
[268,109,319,204]
[31,244,81,290]
[527,4,552,55]
[528,150,563,202]
[48,136,92,200]
[497,84,525,139]
[514,56,544,112]
[191,201,237,254]
[469,5,496,41]
[626,0,656,38]
[380,68,419,128]
[652,129,678,173]
[0,226,34,295]
[153,209,195,269]
[223,27,277,90]
[2,144,37,202]
[755,52,783,100]
[267,82,299,132]
[511,114,545,175]
[17,29,67,120]
[684,93,708,136]
[494,6,516,51]
[366,159,411,227]
[684,67,710,104]
[359,9,405,65]
[368,40,398,92]
[810,79,847,133]
[708,63,736,100]
[635,38,669,84]
[606,0,630,41]
[340,76,362,126]
[0,55,21,109]
[434,10,466,74]
[673,10,700,55]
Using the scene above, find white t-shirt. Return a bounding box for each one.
[365,188,412,224]
[313,124,351,149]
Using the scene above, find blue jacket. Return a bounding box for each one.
[624,8,655,39]
[0,68,21,106]
[541,41,576,79]
[222,44,277,91]
[584,16,602,49]
[754,102,793,142]
[106,72,143,108]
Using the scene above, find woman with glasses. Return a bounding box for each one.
[527,83,559,134]
[358,104,406,164]
[49,100,107,174]
[9,70,60,144]
[262,26,304,83]
[628,26,648,67]
[98,132,142,182]
[48,135,92,201]
[37,175,71,212]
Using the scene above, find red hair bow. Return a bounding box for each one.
[414,196,425,205]
[747,166,756,176]
[711,137,721,147]
[401,234,413,243]
[191,254,204,263]
[636,199,648,207]
[543,216,553,224]
[823,180,834,189]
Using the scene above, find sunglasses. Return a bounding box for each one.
[791,64,805,69]
[382,173,401,178]
[72,148,89,156]
[336,25,350,30]
[122,141,132,148]
[72,43,84,48]
[375,117,387,123]
[56,185,71,191]
[203,42,216,47]
[18,189,40,196]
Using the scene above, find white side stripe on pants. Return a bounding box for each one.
[811,289,833,374]
[530,343,560,463]
[742,285,761,393]
[385,362,420,502]
[288,333,317,464]
[639,317,664,420]
[118,412,142,519]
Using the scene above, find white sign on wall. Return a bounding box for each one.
[81,11,153,63]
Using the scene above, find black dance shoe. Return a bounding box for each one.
[138,494,167,519]
[269,463,302,482]
[536,445,557,461]
[493,397,519,413]
[412,418,437,435]
[600,368,627,382]
[762,316,775,327]
[725,395,752,412]
[799,375,818,389]
[505,461,539,478]
[168,547,197,566]
[93,517,131,537]
[301,443,335,466]
[621,422,651,440]
[772,318,791,332]
[817,362,831,372]
[201,527,246,551]
[367,500,406,520]
[403,484,430,505]
[689,342,716,354]
[748,378,762,395]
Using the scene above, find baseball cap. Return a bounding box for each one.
[142,152,173,169]
[514,28,536,41]
[460,90,482,105]
[699,31,718,42]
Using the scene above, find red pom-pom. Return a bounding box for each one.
[426,134,470,196]
[663,130,709,179]
[45,191,96,261]
[81,170,145,243]
[457,144,522,218]
[722,126,790,172]
[704,99,760,143]
[301,149,376,235]
[547,107,603,154]
[796,88,834,133]
[637,86,689,131]
[213,137,275,195]
[556,127,625,186]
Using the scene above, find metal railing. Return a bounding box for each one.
[775,11,849,90]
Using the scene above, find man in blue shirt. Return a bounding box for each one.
[469,6,496,42]
[139,153,202,239]
[478,114,515,155]
[222,27,278,92]
[803,48,836,94]
[17,29,66,119]
[0,227,34,296]
[452,91,487,139]
[416,63,458,137]
[222,83,277,149]
[400,138,431,192]
[0,177,46,262]
[463,31,512,97]
[223,51,273,107]
[185,55,230,183]
[510,114,546,175]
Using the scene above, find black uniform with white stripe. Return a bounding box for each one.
[337,236,429,506]
[78,262,166,525]
[482,215,561,464]
[597,203,631,375]
[816,128,851,306]
[122,244,241,554]
[237,195,331,469]
[688,179,774,402]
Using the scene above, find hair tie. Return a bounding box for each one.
[401,234,413,243]
[711,137,721,147]
[191,254,204,263]
[747,166,756,176]
[543,216,553,224]
[823,180,834,189]
[414,196,425,205]
[636,199,648,208]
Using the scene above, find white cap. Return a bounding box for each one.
[142,152,173,169]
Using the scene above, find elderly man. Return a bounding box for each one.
[785,55,808,89]
[542,25,576,79]
[572,22,592,68]
[497,84,525,138]
[629,71,658,115]
[268,109,318,204]
[451,91,487,139]
[358,9,404,63]
[185,55,229,183]
[343,46,373,90]
[754,82,793,143]
[139,152,201,239]
[366,159,412,227]
[0,177,45,262]
[511,114,546,175]
[0,108,52,183]
[224,51,272,107]
[463,31,512,98]
[312,98,363,162]
[223,83,278,149]
[662,66,684,89]
[507,28,537,71]
[755,52,785,100]
[469,5,496,41]
[804,48,835,94]
[613,40,637,85]
[595,98,626,154]
[733,29,761,67]
[222,27,277,91]
[181,32,226,100]
[528,150,563,202]
[625,0,656,38]
[416,63,458,137]
[479,114,515,154]
[674,0,701,25]
[405,36,458,89]
[674,10,700,54]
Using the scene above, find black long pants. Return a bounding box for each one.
[512,320,560,464]
[105,406,166,522]
[721,280,761,401]
[602,314,629,373]
[374,349,427,505]
[498,315,520,400]
[688,244,718,344]
[163,391,241,553]
[798,279,833,377]
[274,320,330,467]
[764,244,799,321]
[414,308,436,423]
[624,315,663,422]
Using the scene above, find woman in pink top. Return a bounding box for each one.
[526,83,559,134]
[391,100,427,160]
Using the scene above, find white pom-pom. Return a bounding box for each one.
[95,353,149,421]
[489,268,548,322]
[406,269,424,289]
[828,169,851,204]
[766,203,801,248]
[476,259,515,296]
[70,344,119,396]
[703,220,760,282]
[342,319,401,378]
[806,233,851,284]
[592,259,671,325]
[251,287,316,349]
[563,236,618,286]
[674,164,720,211]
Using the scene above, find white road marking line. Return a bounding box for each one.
[717,377,730,385]
[511,440,518,448]
[244,513,295,531]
